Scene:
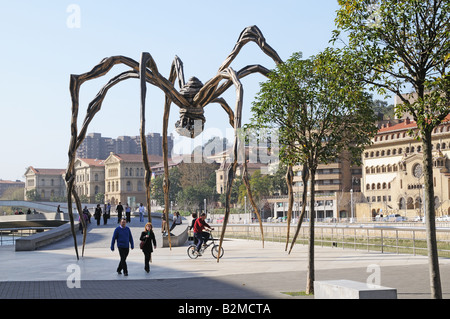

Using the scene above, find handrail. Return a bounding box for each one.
[213,223,450,257]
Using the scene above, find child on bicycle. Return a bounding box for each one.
[193,213,214,255]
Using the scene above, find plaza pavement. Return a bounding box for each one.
[1,216,450,301]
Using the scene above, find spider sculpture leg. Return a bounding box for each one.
[67,55,187,258]
[140,53,187,248]
[67,56,142,258]
[212,67,268,261]
[162,56,187,249]
[209,27,282,260]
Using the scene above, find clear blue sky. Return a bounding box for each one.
[0,0,384,182]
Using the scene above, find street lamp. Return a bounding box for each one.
[350,189,354,223]
[244,195,247,224]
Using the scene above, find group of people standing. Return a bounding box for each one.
[80,202,112,229]
[80,202,147,227]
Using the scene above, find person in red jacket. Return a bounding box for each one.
[193,213,214,255]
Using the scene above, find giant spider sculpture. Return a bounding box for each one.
[65,25,282,260]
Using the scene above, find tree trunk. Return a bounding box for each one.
[422,130,442,299]
[288,164,309,254]
[306,167,316,295]
[285,165,294,251]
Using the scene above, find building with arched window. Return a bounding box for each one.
[73,158,105,203]
[24,167,66,201]
[104,153,166,207]
[359,114,450,220]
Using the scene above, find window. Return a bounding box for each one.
[127,181,132,191]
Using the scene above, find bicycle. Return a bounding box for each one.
[187,231,224,259]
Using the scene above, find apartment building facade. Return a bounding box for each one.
[268,151,362,220]
[76,132,174,160]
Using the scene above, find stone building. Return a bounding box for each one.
[359,114,450,220]
[103,153,164,207]
[24,167,66,201]
[73,158,106,203]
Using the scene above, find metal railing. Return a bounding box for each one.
[213,223,450,258]
[0,227,52,246]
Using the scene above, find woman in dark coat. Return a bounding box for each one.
[94,204,102,226]
[140,222,157,273]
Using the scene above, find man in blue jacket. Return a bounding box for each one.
[111,218,134,276]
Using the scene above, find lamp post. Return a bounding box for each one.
[244,195,247,224]
[350,189,354,223]
[422,184,426,224]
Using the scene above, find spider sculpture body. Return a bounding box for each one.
[65,25,282,259]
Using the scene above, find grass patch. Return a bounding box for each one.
[281,291,313,297]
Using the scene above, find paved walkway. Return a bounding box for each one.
[1,217,450,301]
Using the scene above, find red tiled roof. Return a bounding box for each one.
[79,158,105,166]
[28,167,65,175]
[113,153,165,163]
[378,114,450,134]
[378,118,416,133]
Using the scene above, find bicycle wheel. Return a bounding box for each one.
[187,245,199,259]
[211,244,224,259]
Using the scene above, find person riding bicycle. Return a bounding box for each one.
[193,213,214,255]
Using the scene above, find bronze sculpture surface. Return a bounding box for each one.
[65,25,282,259]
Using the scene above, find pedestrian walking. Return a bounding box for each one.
[103,203,108,225]
[110,218,134,276]
[139,203,145,222]
[116,202,124,223]
[125,203,131,223]
[94,204,102,226]
[139,222,157,273]
[161,211,168,236]
[106,202,111,218]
